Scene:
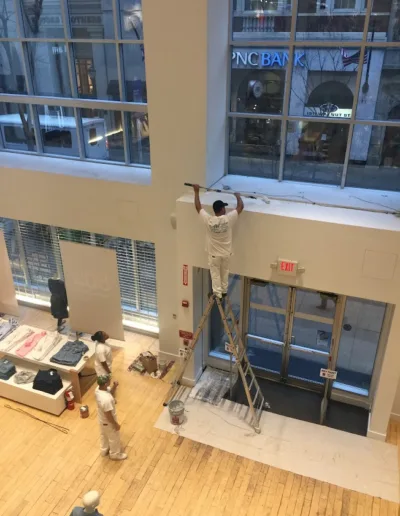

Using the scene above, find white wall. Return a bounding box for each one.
[0,0,229,361]
[176,193,400,439]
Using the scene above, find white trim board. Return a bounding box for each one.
[155,393,399,503]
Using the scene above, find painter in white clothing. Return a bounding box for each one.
[192,184,244,298]
[92,330,113,376]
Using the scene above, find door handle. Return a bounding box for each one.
[291,335,295,345]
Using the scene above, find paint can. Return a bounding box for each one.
[80,405,89,419]
[168,400,185,426]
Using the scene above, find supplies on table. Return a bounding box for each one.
[33,369,63,395]
[0,318,18,342]
[31,332,62,361]
[13,370,36,384]
[0,358,16,380]
[50,340,89,367]
[0,327,34,352]
[16,331,47,358]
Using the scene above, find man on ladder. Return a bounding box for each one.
[192,184,244,298]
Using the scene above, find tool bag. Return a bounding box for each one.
[139,351,158,374]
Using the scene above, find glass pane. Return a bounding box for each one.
[232,1,292,41]
[284,121,348,185]
[295,289,336,319]
[28,42,72,97]
[368,0,397,42]
[248,308,286,342]
[122,44,146,102]
[22,0,64,38]
[73,43,119,101]
[289,47,357,119]
[288,348,327,384]
[67,0,113,38]
[0,103,36,152]
[336,298,385,394]
[119,0,143,39]
[0,42,27,94]
[231,48,287,114]
[356,48,400,121]
[296,2,365,41]
[250,281,288,309]
[291,318,332,352]
[229,118,281,178]
[210,274,241,354]
[19,221,61,292]
[0,218,26,287]
[128,112,150,165]
[80,108,124,162]
[346,124,400,191]
[136,241,157,314]
[0,0,17,37]
[36,105,78,157]
[247,336,283,374]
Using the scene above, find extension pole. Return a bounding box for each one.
[184,183,270,204]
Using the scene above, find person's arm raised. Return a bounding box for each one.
[235,193,244,214]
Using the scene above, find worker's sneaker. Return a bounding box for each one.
[110,453,128,461]
[100,449,109,457]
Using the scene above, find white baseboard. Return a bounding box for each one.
[367,428,387,441]
[390,412,400,422]
[158,350,180,360]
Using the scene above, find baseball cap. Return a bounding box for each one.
[213,200,228,213]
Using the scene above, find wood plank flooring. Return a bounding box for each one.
[0,307,399,515]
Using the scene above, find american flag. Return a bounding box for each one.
[341,48,369,67]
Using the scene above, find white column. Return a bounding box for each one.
[142,0,229,378]
[368,308,400,440]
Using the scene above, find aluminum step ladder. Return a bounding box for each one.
[163,294,270,433]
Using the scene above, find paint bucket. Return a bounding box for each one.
[80,405,89,419]
[168,400,185,425]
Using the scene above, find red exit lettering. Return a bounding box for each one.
[280,261,294,272]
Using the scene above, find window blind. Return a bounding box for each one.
[0,218,158,326]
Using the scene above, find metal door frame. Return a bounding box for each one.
[244,278,341,394]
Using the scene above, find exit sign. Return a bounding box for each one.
[278,259,298,276]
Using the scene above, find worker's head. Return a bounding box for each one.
[97,374,111,389]
[91,330,109,343]
[82,490,100,513]
[213,200,228,216]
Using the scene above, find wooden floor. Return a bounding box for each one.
[0,308,399,515]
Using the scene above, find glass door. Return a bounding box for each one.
[246,280,291,377]
[284,288,337,388]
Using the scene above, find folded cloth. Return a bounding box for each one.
[16,331,47,358]
[13,371,36,384]
[33,369,63,395]
[0,358,16,380]
[31,332,62,361]
[0,318,18,341]
[50,340,89,367]
[0,327,34,353]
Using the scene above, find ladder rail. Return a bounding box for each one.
[215,297,262,433]
[163,295,215,406]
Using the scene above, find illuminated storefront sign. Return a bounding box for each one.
[232,51,305,68]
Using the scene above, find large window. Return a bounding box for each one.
[0,218,158,327]
[0,0,148,167]
[230,0,400,191]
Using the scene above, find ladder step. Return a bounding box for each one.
[252,388,260,406]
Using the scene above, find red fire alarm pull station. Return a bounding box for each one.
[182,300,189,308]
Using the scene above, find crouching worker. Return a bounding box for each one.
[95,375,127,461]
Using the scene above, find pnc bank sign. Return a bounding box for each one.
[232,50,305,68]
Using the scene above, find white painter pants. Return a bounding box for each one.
[99,423,122,458]
[208,255,230,297]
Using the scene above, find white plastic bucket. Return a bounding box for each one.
[169,400,185,425]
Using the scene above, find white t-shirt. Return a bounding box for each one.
[94,342,113,376]
[199,209,238,257]
[95,387,117,425]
